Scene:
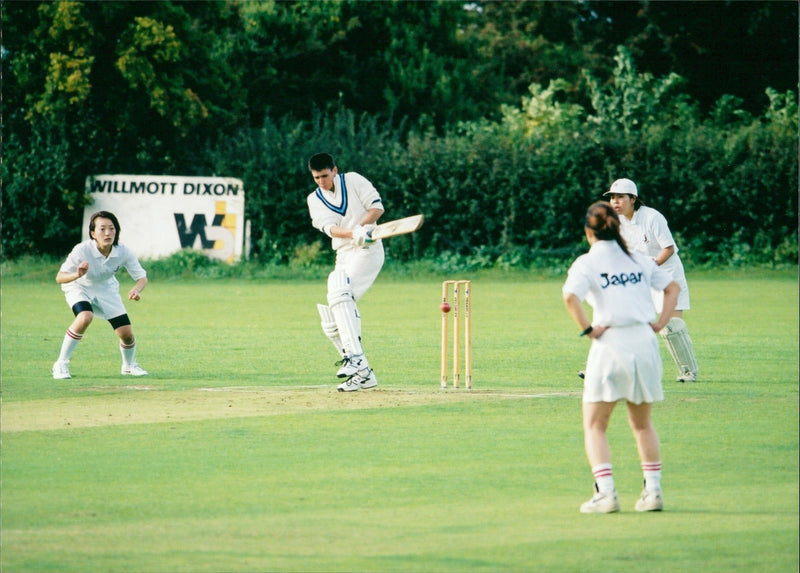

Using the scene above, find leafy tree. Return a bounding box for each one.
[459,0,604,112]
[584,1,798,114]
[2,1,247,256]
[586,46,695,136]
[231,1,484,130]
[3,0,796,263]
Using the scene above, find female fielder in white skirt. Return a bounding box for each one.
[52,211,148,379]
[605,178,699,382]
[563,202,679,513]
[307,153,384,392]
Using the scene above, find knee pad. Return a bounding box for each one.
[660,317,687,337]
[109,313,131,330]
[71,300,94,316]
[327,270,354,308]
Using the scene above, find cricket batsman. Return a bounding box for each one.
[306,152,384,392]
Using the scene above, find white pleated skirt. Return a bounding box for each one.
[583,323,663,405]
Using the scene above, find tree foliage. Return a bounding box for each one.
[2,1,797,266]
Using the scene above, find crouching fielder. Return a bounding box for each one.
[307,153,384,392]
[563,202,680,514]
[52,211,148,379]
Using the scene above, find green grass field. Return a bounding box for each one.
[1,269,797,573]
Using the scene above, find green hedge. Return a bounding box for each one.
[207,100,796,269]
[4,53,797,269]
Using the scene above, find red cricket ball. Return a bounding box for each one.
[440,301,451,313]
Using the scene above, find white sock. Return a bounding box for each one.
[57,329,82,362]
[120,340,136,366]
[592,463,615,493]
[642,461,662,491]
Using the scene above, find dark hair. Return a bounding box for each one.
[585,201,630,256]
[308,152,336,171]
[89,211,120,246]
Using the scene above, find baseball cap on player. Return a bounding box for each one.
[604,178,638,197]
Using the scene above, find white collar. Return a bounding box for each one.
[91,241,116,259]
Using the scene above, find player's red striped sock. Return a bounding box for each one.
[120,340,136,365]
[57,329,83,362]
[642,461,662,491]
[592,463,615,493]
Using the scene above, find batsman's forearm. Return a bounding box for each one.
[329,226,354,239]
[359,208,383,226]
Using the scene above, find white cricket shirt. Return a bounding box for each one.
[620,205,687,277]
[60,240,147,296]
[562,240,673,327]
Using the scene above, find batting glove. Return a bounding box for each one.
[351,224,375,247]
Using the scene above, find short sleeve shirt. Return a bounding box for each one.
[562,240,673,326]
[619,206,678,258]
[60,240,146,295]
[620,205,686,280]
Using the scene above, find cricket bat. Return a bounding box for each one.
[369,214,424,240]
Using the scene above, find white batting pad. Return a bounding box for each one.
[326,270,364,357]
[317,304,344,357]
[660,317,698,377]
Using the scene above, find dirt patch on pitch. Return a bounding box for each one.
[1,386,545,432]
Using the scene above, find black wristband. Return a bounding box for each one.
[580,325,593,337]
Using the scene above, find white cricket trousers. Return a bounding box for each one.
[334,241,385,301]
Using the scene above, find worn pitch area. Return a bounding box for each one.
[1,387,577,432]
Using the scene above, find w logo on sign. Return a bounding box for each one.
[174,201,237,262]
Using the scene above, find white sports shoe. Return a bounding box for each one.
[336,368,378,392]
[52,361,71,380]
[336,377,361,392]
[580,489,620,514]
[121,363,148,376]
[336,354,367,378]
[635,489,664,512]
[677,370,697,382]
[353,368,377,389]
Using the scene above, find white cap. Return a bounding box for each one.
[604,178,638,197]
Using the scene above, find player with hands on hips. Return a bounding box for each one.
[52,211,149,379]
[563,201,680,514]
[604,178,698,382]
[306,153,384,392]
